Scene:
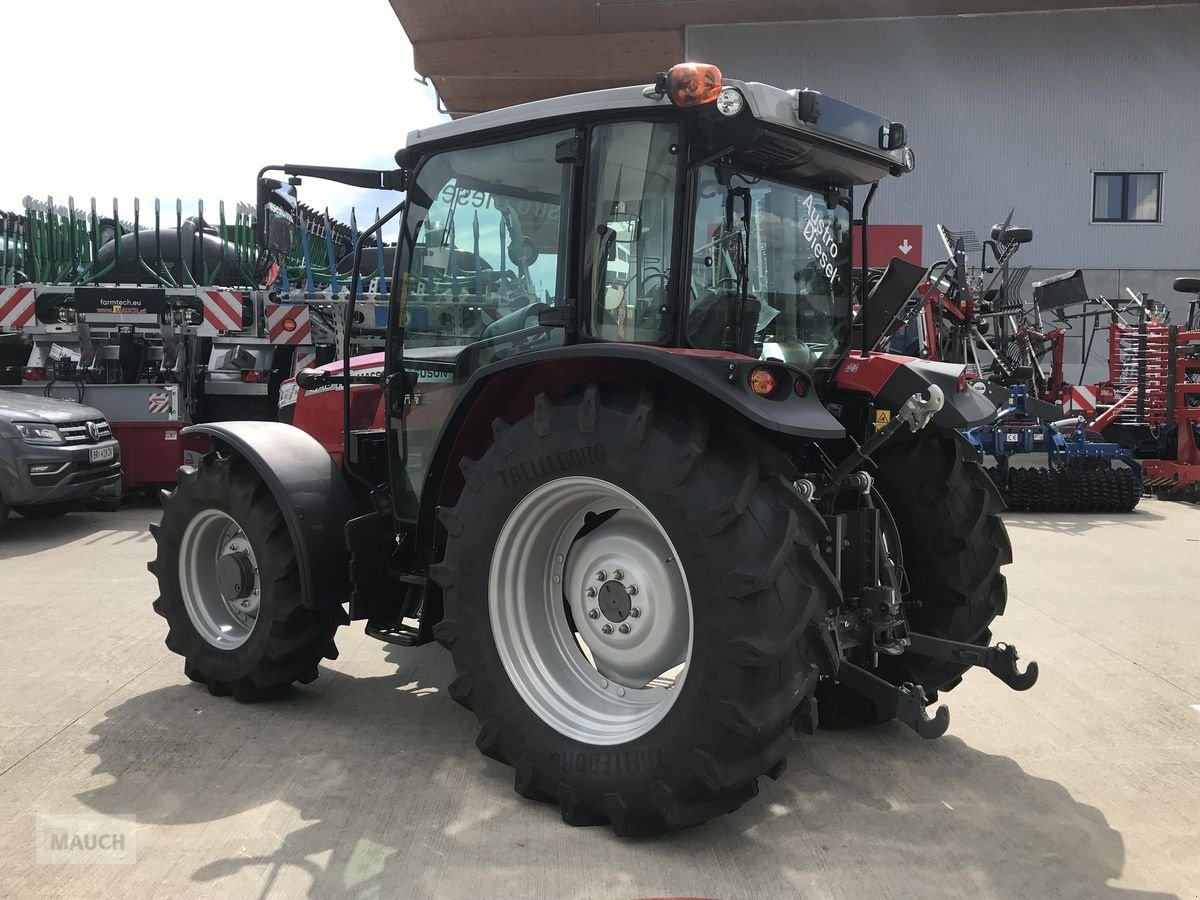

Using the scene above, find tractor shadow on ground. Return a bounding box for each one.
[76,643,1174,900]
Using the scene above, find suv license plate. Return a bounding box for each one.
[90,445,115,463]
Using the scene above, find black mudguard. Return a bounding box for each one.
[444,343,845,440]
[183,421,354,609]
[414,343,845,550]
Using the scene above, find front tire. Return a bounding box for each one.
[148,453,343,701]
[434,386,837,833]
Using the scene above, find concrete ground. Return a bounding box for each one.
[0,498,1197,900]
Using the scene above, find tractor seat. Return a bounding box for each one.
[1173,276,1200,295]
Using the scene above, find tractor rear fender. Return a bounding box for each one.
[182,421,354,609]
[416,343,844,557]
[836,352,996,428]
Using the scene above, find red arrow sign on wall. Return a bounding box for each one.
[851,225,923,267]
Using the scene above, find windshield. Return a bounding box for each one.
[689,166,852,370]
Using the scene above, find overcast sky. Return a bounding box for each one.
[4,0,446,226]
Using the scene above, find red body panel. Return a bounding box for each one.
[834,351,908,396]
[287,352,464,465]
[291,354,387,465]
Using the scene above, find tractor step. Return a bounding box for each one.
[907,632,1039,691]
[365,619,422,647]
[835,660,950,739]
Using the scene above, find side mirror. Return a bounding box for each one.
[256,177,299,255]
[880,122,907,151]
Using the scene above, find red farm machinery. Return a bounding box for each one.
[869,218,1144,512]
[1087,280,1200,502]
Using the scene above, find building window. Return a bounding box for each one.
[1093,172,1162,223]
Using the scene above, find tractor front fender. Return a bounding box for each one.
[182,421,354,609]
[416,344,844,551]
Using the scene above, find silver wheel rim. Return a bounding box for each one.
[490,476,693,745]
[178,509,261,650]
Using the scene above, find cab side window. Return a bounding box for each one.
[583,121,681,343]
[401,130,574,350]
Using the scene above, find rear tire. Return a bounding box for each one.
[148,452,343,701]
[434,386,837,833]
[13,501,76,519]
[818,432,1011,727]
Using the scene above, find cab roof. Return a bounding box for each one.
[401,78,913,186]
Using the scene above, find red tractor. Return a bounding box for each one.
[149,64,1036,833]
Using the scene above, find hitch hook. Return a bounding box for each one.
[897,682,951,740]
[908,632,1039,692]
[835,660,950,740]
[987,642,1039,691]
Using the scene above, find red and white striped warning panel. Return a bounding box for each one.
[1064,385,1096,416]
[266,303,312,345]
[291,349,317,374]
[198,290,245,335]
[147,391,172,415]
[0,287,36,329]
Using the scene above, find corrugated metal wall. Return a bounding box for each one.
[688,6,1200,278]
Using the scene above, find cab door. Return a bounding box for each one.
[385,128,581,521]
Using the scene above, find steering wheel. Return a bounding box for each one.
[638,271,669,295]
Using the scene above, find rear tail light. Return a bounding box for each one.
[794,377,809,397]
[240,371,265,383]
[748,367,778,397]
[22,367,46,381]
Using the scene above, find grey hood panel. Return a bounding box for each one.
[0,390,104,425]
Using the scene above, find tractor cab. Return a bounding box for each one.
[265,64,941,520]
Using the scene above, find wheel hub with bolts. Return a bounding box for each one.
[217,550,256,603]
[597,578,634,623]
[178,509,261,649]
[563,506,687,688]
